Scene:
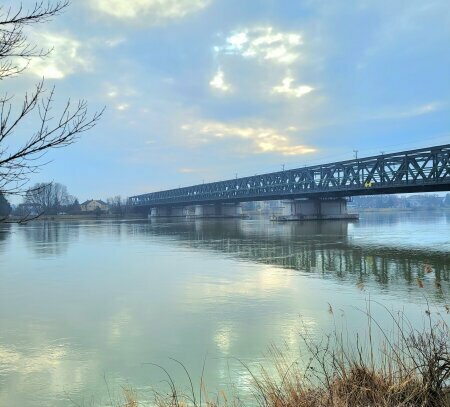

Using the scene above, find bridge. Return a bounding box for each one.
[129,143,450,220]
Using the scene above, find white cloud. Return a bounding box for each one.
[27,32,91,79]
[397,103,441,117]
[368,102,443,120]
[103,83,139,112]
[209,68,231,92]
[104,37,126,47]
[217,27,303,65]
[105,83,138,99]
[227,32,248,50]
[180,120,316,156]
[91,0,210,23]
[116,103,129,111]
[272,76,314,98]
[178,167,197,173]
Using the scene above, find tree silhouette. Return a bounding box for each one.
[0,1,102,202]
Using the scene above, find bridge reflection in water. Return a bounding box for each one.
[1,214,448,407]
[7,215,449,302]
[128,216,450,302]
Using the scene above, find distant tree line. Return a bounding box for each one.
[13,182,79,216]
[7,182,130,218]
[352,194,450,209]
[106,196,127,216]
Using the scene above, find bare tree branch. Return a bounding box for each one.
[0,2,103,219]
[0,1,69,79]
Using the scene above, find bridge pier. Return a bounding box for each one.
[150,207,168,217]
[219,203,244,217]
[278,198,358,221]
[187,203,244,219]
[149,206,186,218]
[149,203,244,219]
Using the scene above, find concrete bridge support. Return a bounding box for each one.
[279,198,358,221]
[149,206,186,218]
[150,207,169,217]
[195,204,215,217]
[150,203,244,219]
[187,203,244,219]
[219,203,244,217]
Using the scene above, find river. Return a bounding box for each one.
[0,212,449,406]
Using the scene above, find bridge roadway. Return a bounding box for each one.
[129,143,450,219]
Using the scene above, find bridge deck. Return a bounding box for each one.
[129,144,450,207]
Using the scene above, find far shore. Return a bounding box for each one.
[4,206,450,223]
[5,213,146,222]
[353,206,450,213]
[248,206,450,216]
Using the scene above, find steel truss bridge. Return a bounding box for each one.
[129,144,450,208]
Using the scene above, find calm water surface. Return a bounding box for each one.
[0,212,449,406]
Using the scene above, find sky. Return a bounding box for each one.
[6,0,450,202]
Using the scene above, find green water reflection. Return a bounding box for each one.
[0,212,449,406]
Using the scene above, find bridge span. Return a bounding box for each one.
[129,143,450,220]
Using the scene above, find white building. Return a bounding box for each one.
[80,199,109,212]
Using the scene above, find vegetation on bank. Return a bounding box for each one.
[1,181,128,222]
[112,305,449,407]
[355,207,450,213]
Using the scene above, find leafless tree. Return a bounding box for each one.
[0,191,11,219]
[24,181,73,213]
[0,1,103,199]
[107,195,125,215]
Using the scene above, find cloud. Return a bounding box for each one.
[103,83,139,111]
[209,68,231,92]
[104,37,126,48]
[368,102,443,120]
[211,27,311,98]
[26,32,91,79]
[272,76,314,98]
[394,103,442,117]
[105,83,138,99]
[216,27,303,65]
[90,0,210,23]
[180,120,316,156]
[116,103,130,111]
[178,167,197,173]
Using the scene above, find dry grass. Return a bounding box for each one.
[118,306,450,407]
[122,387,139,407]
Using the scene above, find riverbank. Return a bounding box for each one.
[239,207,450,216]
[120,308,450,407]
[5,213,146,222]
[4,206,450,223]
[354,207,450,213]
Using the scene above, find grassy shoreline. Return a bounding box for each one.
[115,306,450,407]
